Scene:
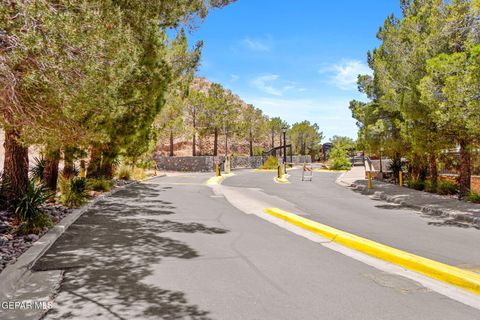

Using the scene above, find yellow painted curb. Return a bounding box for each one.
[314,169,347,173]
[255,169,277,172]
[206,173,235,186]
[264,208,480,295]
[274,174,290,184]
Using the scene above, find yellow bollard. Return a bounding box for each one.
[215,164,220,177]
[367,171,372,189]
[399,171,403,186]
[278,165,284,179]
[79,160,86,178]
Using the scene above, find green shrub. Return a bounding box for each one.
[116,166,132,180]
[407,179,425,191]
[436,180,458,195]
[60,177,88,208]
[86,178,113,192]
[424,180,437,193]
[262,156,279,170]
[467,192,480,204]
[15,179,53,234]
[328,146,352,170]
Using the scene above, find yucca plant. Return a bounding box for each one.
[15,179,53,234]
[60,176,88,208]
[30,156,46,181]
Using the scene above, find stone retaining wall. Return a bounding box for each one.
[439,174,480,194]
[154,155,312,172]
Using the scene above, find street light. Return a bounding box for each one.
[282,127,288,168]
[222,109,228,157]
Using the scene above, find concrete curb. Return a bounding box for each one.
[264,208,480,295]
[343,180,480,226]
[0,175,166,299]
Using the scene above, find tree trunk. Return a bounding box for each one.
[458,139,471,199]
[169,130,174,157]
[3,127,29,203]
[87,147,101,179]
[428,153,438,185]
[271,129,274,149]
[249,129,253,157]
[43,149,60,192]
[192,107,196,156]
[63,147,76,178]
[213,127,218,156]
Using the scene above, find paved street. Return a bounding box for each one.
[17,171,480,319]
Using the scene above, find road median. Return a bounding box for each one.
[264,207,480,295]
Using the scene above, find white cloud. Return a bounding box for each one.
[320,60,371,91]
[241,37,271,52]
[251,74,283,96]
[250,74,300,96]
[230,74,239,82]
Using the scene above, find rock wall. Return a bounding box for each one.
[439,174,480,194]
[154,155,312,172]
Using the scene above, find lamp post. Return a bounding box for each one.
[222,109,228,157]
[379,146,384,173]
[282,127,288,169]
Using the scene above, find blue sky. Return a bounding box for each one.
[188,0,401,140]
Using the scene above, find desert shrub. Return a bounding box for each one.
[262,156,278,170]
[436,180,458,195]
[424,180,437,193]
[86,178,113,192]
[60,177,88,208]
[116,166,132,180]
[407,179,425,191]
[15,179,53,234]
[467,192,480,204]
[328,146,352,170]
[132,167,146,180]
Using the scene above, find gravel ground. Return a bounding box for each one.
[0,204,72,273]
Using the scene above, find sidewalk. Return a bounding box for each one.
[339,168,480,225]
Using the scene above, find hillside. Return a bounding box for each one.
[155,77,275,157]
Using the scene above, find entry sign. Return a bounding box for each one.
[302,162,313,181]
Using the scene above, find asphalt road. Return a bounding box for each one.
[25,171,480,319]
[223,169,480,268]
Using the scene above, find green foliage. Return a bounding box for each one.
[350,0,480,199]
[289,121,323,159]
[467,192,480,204]
[436,180,458,196]
[330,136,355,150]
[262,156,279,170]
[15,180,53,234]
[60,177,88,208]
[407,179,425,191]
[116,167,132,181]
[424,180,437,193]
[86,178,113,192]
[328,146,352,171]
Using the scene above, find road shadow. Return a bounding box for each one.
[33,183,227,319]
